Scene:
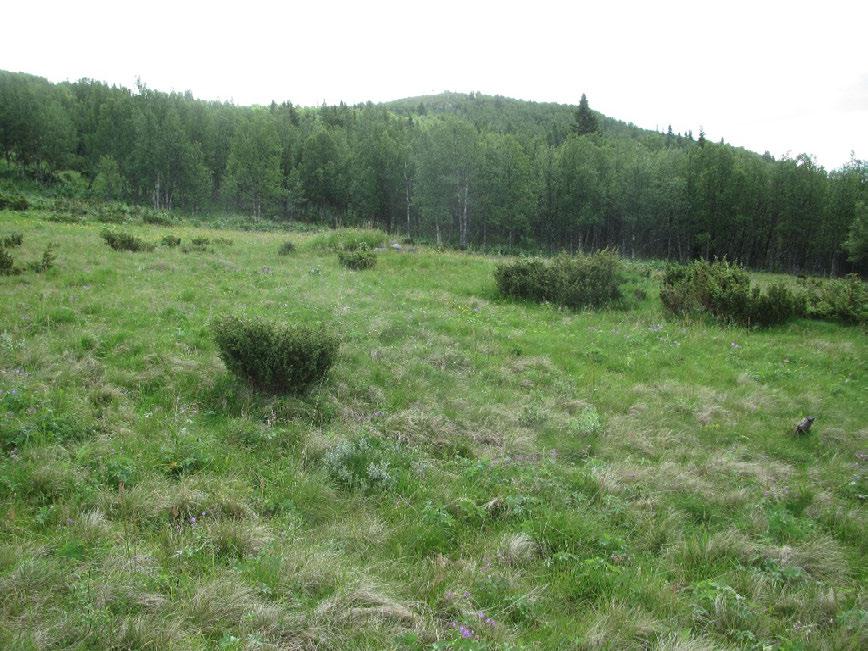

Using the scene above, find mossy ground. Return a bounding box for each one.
[0,212,865,649]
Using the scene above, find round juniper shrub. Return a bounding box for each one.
[212,315,339,393]
[660,259,804,327]
[278,241,296,256]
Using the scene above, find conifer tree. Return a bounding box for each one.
[573,93,599,135]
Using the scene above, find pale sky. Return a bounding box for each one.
[2,0,866,169]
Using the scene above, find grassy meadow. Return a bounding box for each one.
[0,212,866,649]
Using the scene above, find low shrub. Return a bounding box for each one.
[27,245,56,273]
[0,242,55,275]
[48,199,158,224]
[52,170,89,198]
[277,241,296,256]
[0,191,29,211]
[798,274,866,325]
[161,235,182,247]
[323,435,398,493]
[1,232,23,248]
[0,248,17,275]
[661,259,803,327]
[751,282,804,327]
[494,249,626,309]
[308,228,387,252]
[101,230,154,252]
[495,257,548,302]
[142,211,174,226]
[659,264,696,316]
[93,204,128,223]
[338,246,377,270]
[183,238,212,253]
[212,315,339,393]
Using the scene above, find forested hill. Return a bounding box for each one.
[1,70,865,274]
[386,91,667,145]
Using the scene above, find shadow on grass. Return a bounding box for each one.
[197,373,336,426]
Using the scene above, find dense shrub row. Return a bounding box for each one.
[212,315,339,394]
[494,250,626,309]
[338,246,377,270]
[798,274,866,325]
[660,259,803,327]
[51,198,174,225]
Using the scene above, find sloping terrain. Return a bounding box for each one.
[0,213,865,649]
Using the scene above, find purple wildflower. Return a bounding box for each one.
[459,625,473,639]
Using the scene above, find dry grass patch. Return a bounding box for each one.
[653,632,720,651]
[377,407,477,454]
[0,556,67,613]
[107,615,194,650]
[581,601,663,650]
[183,574,279,639]
[309,582,429,645]
[201,520,272,560]
[707,451,794,499]
[497,532,540,566]
[764,536,850,582]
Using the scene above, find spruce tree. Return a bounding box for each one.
[573,93,599,135]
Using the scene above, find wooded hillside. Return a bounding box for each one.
[1,70,865,273]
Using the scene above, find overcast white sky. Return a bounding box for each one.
[2,0,865,169]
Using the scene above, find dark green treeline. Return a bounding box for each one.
[1,70,865,273]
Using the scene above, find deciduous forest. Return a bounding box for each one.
[1,69,865,273]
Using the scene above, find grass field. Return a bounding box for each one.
[0,212,865,650]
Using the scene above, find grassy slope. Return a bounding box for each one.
[0,213,865,650]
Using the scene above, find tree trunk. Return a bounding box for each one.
[153,174,161,210]
[405,178,412,238]
[459,182,469,249]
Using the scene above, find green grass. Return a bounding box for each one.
[0,210,866,649]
